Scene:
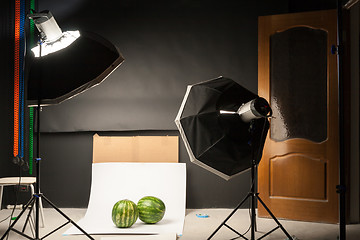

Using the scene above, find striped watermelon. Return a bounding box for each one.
[137,196,166,224]
[112,199,138,228]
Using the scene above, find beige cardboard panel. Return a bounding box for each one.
[92,134,178,163]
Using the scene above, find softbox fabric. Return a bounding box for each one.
[175,76,269,180]
[27,31,124,106]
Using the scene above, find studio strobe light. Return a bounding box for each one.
[175,76,292,240]
[1,10,124,240]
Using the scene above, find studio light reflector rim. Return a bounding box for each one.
[27,31,125,107]
[31,30,81,57]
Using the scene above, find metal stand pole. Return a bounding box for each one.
[0,106,94,240]
[336,1,347,239]
[208,121,292,240]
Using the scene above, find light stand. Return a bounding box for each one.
[0,108,94,240]
[207,120,293,240]
[0,41,94,240]
[175,77,294,240]
[336,2,346,239]
[1,9,124,239]
[336,1,359,239]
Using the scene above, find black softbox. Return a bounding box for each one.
[27,31,124,106]
[175,76,269,180]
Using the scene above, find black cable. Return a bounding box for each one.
[241,207,252,236]
[0,215,11,224]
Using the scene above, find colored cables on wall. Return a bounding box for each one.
[13,0,27,171]
[29,107,34,175]
[13,0,21,158]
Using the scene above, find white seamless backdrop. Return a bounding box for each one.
[64,163,186,236]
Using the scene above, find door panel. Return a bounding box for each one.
[270,26,328,142]
[270,154,327,200]
[258,10,339,223]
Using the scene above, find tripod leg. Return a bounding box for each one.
[22,199,35,233]
[0,196,36,240]
[40,195,94,240]
[208,193,251,240]
[38,193,45,227]
[256,194,293,240]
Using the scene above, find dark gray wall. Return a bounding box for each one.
[1,0,338,209]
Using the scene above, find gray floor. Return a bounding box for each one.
[0,208,359,240]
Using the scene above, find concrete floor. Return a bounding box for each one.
[0,208,359,240]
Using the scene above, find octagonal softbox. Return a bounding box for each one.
[27,31,124,106]
[175,76,269,180]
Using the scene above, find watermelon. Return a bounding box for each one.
[137,196,166,224]
[112,199,138,228]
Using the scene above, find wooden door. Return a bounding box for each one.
[258,10,339,223]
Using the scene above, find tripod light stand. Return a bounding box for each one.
[1,10,124,240]
[175,76,293,240]
[206,120,292,240]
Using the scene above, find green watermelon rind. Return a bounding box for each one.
[112,199,139,228]
[137,196,166,224]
